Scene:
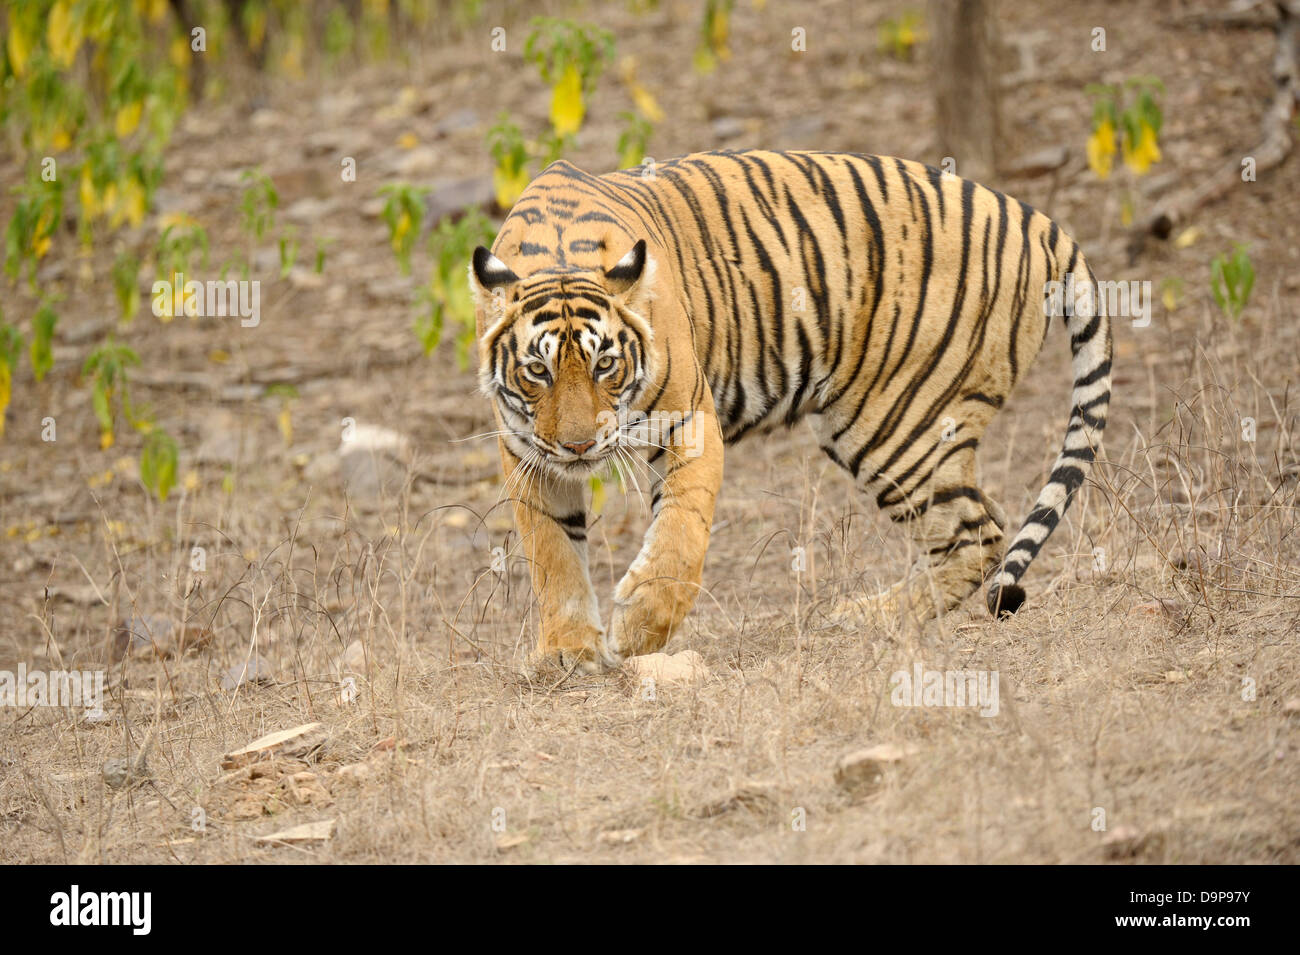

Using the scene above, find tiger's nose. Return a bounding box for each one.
[562,439,596,456]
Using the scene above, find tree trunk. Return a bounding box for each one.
[927,0,1002,183]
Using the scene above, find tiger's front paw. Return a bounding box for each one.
[532,624,619,675]
[609,598,672,659]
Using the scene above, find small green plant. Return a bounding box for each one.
[416,210,498,368]
[378,183,428,275]
[112,252,142,323]
[694,0,734,73]
[29,302,57,383]
[154,222,211,319]
[878,11,924,60]
[239,170,279,240]
[278,227,298,278]
[1086,78,1163,182]
[139,428,179,501]
[314,237,333,274]
[488,116,531,209]
[617,111,654,170]
[4,184,62,286]
[1210,244,1255,320]
[82,340,141,451]
[0,319,22,436]
[524,17,615,138]
[263,382,299,446]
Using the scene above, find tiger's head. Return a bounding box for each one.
[469,239,657,479]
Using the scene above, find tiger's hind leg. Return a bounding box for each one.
[813,416,1006,624]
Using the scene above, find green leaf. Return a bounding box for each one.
[141,429,179,501]
[30,303,57,382]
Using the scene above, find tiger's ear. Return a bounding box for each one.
[469,247,520,299]
[604,239,655,306]
[469,247,520,342]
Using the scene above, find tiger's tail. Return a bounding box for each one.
[986,254,1113,617]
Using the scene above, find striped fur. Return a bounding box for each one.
[470,150,1111,668]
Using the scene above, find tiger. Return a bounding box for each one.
[469,150,1112,672]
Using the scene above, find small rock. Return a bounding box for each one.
[221,723,328,770]
[495,832,529,851]
[597,828,643,845]
[1281,698,1300,716]
[255,818,337,846]
[283,196,337,222]
[113,615,213,662]
[1003,145,1071,178]
[834,743,918,795]
[102,752,150,790]
[220,655,276,690]
[710,116,746,140]
[1101,825,1157,859]
[1131,599,1190,625]
[230,795,266,820]
[391,146,439,177]
[342,639,369,675]
[624,650,711,685]
[423,176,494,229]
[335,762,373,782]
[433,107,480,136]
[693,781,777,818]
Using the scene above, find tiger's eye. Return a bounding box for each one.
[595,355,615,372]
[527,361,548,377]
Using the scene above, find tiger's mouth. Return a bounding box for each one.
[531,435,616,476]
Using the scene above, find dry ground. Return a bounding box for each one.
[2,0,1298,863]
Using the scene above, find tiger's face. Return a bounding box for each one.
[470,240,657,479]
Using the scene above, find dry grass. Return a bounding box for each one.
[2,0,1298,863]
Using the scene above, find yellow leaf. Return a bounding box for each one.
[168,34,190,70]
[0,363,10,436]
[1162,285,1179,311]
[632,84,664,124]
[115,101,143,138]
[589,476,607,517]
[51,126,72,151]
[183,469,200,492]
[493,161,529,210]
[277,406,293,446]
[391,210,411,252]
[1173,226,1202,249]
[100,429,115,451]
[80,165,100,218]
[549,63,585,137]
[7,11,31,78]
[397,131,418,149]
[710,6,732,60]
[1087,118,1116,180]
[123,179,147,226]
[48,1,81,69]
[1122,120,1161,176]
